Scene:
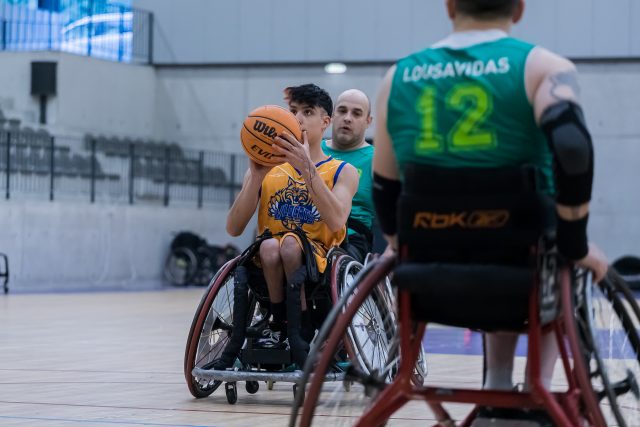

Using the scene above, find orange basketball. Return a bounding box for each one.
[240,105,302,166]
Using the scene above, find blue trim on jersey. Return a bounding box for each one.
[315,156,334,168]
[293,156,334,175]
[333,161,347,186]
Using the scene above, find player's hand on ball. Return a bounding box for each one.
[273,130,312,175]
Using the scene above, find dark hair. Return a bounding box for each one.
[455,0,518,19]
[284,83,333,118]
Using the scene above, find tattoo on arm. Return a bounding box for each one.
[549,70,581,101]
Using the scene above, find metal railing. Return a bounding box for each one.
[0,130,247,208]
[0,3,152,64]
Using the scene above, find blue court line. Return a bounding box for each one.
[424,328,640,359]
[0,415,222,427]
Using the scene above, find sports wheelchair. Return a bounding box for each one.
[291,164,640,427]
[184,229,426,404]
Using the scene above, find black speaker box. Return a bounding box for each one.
[31,61,57,96]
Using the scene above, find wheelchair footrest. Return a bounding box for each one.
[191,367,345,383]
[241,347,291,365]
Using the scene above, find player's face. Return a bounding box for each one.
[331,96,372,149]
[288,101,331,146]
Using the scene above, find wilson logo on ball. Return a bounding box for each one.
[241,105,302,166]
[253,120,278,139]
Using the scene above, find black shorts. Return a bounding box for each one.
[344,232,371,263]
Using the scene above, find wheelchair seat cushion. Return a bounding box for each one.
[393,263,533,331]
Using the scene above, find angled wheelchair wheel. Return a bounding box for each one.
[184,258,238,398]
[574,270,640,426]
[291,256,402,427]
[165,246,198,286]
[334,255,427,386]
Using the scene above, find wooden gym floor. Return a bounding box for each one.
[0,288,635,426]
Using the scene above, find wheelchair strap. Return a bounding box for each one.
[292,228,320,284]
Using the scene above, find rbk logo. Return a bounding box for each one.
[253,120,278,139]
[413,210,510,229]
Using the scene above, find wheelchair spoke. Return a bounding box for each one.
[577,272,640,426]
[193,274,235,369]
[291,256,400,426]
[349,288,393,376]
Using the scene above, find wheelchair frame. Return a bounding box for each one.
[293,255,640,427]
[183,232,401,404]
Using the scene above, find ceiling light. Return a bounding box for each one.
[324,62,347,74]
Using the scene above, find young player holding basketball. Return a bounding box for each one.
[373,0,608,422]
[226,83,359,368]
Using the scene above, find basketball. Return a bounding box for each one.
[240,105,303,166]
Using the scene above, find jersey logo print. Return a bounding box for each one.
[267,177,321,230]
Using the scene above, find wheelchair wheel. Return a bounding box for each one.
[291,256,402,427]
[574,270,640,426]
[334,256,427,386]
[165,246,198,286]
[184,258,238,398]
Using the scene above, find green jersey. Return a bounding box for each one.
[321,139,375,234]
[387,32,554,193]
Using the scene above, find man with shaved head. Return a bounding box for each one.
[322,89,375,262]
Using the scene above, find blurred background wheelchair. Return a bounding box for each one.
[164,231,239,286]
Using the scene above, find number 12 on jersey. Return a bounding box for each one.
[416,83,497,154]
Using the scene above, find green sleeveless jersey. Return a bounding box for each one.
[388,35,554,194]
[321,139,375,233]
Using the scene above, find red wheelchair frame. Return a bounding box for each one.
[297,255,608,427]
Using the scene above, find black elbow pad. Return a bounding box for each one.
[540,101,594,206]
[373,173,402,235]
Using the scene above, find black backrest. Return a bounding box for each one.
[398,163,555,266]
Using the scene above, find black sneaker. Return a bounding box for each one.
[255,327,288,349]
[245,316,269,337]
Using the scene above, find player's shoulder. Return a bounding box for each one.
[527,46,576,74]
[337,161,358,181]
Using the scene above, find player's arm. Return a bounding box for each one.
[226,163,269,236]
[302,161,358,232]
[372,65,401,250]
[527,48,607,280]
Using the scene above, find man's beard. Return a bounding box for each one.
[332,132,362,149]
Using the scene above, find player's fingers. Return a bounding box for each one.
[272,136,292,151]
[279,131,301,146]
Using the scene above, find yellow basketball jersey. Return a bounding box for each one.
[258,158,348,250]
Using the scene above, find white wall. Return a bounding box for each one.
[579,63,640,261]
[0,200,255,292]
[133,0,640,65]
[151,61,640,261]
[0,51,156,139]
[153,65,388,152]
[0,54,638,292]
